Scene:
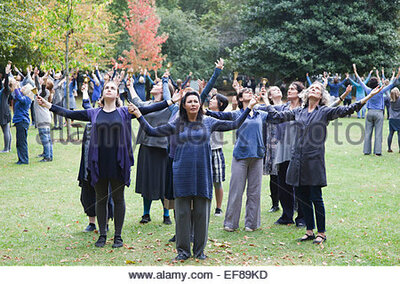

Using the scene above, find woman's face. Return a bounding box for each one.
[150,82,162,95]
[269,86,282,101]
[209,96,219,111]
[309,83,322,101]
[241,89,253,102]
[183,95,200,116]
[287,84,299,100]
[103,81,118,100]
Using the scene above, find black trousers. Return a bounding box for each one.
[94,179,125,236]
[269,175,279,208]
[276,161,304,224]
[80,180,114,219]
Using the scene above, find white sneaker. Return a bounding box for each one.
[224,226,234,232]
[245,227,255,232]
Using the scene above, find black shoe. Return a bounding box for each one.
[95,235,107,247]
[39,157,52,162]
[37,153,44,158]
[163,215,172,225]
[313,235,327,244]
[140,214,151,224]
[268,206,279,213]
[169,235,176,242]
[296,222,306,227]
[214,208,223,216]
[274,219,294,225]
[174,254,189,261]
[106,224,109,232]
[83,223,96,232]
[112,236,123,248]
[196,252,207,260]
[297,233,315,242]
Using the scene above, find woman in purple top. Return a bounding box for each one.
[36,80,177,249]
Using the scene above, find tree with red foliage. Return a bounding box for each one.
[121,0,168,71]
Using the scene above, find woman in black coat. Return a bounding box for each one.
[263,81,383,244]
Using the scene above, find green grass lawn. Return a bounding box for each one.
[0,112,399,266]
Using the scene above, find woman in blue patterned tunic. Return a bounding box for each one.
[129,91,257,261]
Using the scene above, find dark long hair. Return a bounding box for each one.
[367,77,379,89]
[179,91,203,123]
[211,93,229,111]
[236,87,252,109]
[289,81,305,103]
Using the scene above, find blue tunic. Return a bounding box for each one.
[137,108,251,200]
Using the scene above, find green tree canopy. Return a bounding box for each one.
[157,7,219,79]
[229,0,400,83]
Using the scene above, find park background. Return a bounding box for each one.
[0,0,400,266]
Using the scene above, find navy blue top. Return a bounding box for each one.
[137,107,251,200]
[12,89,32,124]
[206,109,269,160]
[327,78,347,97]
[97,109,123,179]
[50,100,169,187]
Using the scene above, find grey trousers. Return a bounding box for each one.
[223,157,263,230]
[363,109,384,155]
[175,196,211,258]
[1,123,12,151]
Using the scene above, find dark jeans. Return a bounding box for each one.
[295,185,325,233]
[276,161,304,224]
[15,121,29,164]
[94,178,125,236]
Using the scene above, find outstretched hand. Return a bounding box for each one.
[36,94,52,109]
[369,85,384,97]
[171,89,183,104]
[128,103,142,118]
[215,58,224,70]
[248,93,260,109]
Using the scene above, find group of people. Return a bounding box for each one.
[1,57,399,261]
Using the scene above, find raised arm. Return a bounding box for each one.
[353,64,371,94]
[205,109,238,120]
[306,73,312,86]
[211,107,251,132]
[36,94,90,121]
[200,58,224,103]
[330,85,352,107]
[182,72,192,89]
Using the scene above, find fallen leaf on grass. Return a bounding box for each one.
[65,247,72,250]
[60,259,69,263]
[298,254,304,258]
[126,260,136,264]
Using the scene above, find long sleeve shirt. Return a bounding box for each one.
[50,100,169,187]
[358,77,395,110]
[263,102,363,187]
[206,108,270,160]
[327,78,347,97]
[137,107,250,199]
[12,89,32,124]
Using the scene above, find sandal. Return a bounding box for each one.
[297,233,315,242]
[313,234,327,244]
